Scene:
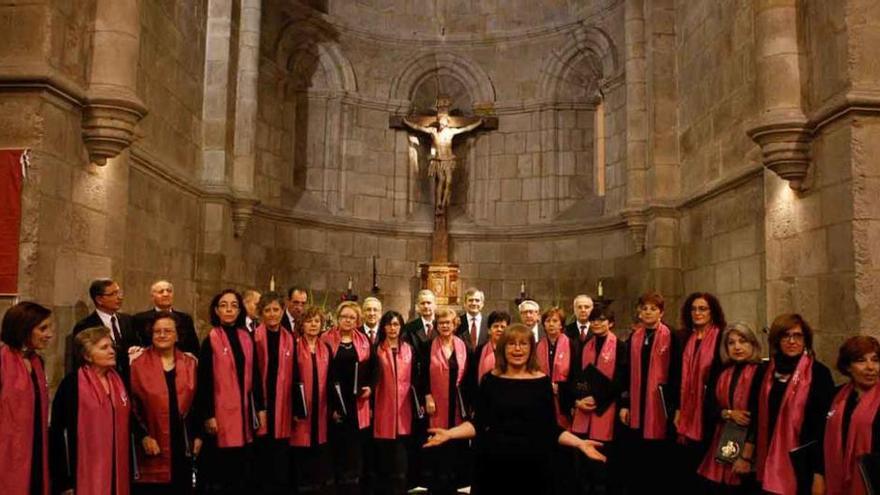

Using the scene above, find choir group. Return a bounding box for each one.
[1,278,878,495]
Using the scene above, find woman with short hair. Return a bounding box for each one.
[424,324,606,495]
[130,312,199,495]
[0,302,53,495]
[469,310,510,387]
[755,313,834,495]
[291,306,334,495]
[420,307,468,495]
[49,326,131,495]
[697,322,765,494]
[322,301,372,495]
[823,335,880,495]
[536,306,576,429]
[252,291,295,494]
[194,289,266,494]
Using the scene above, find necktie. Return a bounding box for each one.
[368,329,375,342]
[470,318,477,347]
[426,322,433,339]
[111,315,122,344]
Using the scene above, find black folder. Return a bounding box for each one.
[657,384,672,420]
[332,382,348,417]
[859,453,880,495]
[714,421,749,464]
[353,361,359,396]
[456,386,469,420]
[411,385,425,419]
[572,364,615,415]
[788,440,817,494]
[293,382,309,419]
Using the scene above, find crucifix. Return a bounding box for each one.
[389,96,498,262]
[390,95,498,306]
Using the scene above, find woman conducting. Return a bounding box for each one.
[424,323,606,495]
[49,326,131,495]
[0,301,53,495]
[130,312,199,495]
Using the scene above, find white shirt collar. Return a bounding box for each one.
[530,324,540,341]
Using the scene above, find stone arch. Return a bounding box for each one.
[389,51,496,109]
[538,25,621,101]
[273,18,357,94]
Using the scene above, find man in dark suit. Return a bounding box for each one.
[281,286,308,332]
[69,278,142,376]
[361,296,382,344]
[564,294,594,344]
[456,287,489,350]
[518,299,545,342]
[132,279,200,354]
[403,289,436,355]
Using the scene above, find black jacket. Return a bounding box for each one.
[132,308,200,355]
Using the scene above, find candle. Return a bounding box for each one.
[597,280,603,298]
[348,276,353,291]
[269,275,275,291]
[520,280,525,294]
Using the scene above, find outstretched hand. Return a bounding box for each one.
[423,427,452,448]
[577,438,607,462]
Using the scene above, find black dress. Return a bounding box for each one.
[255,330,291,495]
[471,374,563,495]
[329,342,363,495]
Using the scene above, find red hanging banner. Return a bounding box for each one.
[0,149,26,295]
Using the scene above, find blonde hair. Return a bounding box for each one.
[493,324,539,374]
[74,326,112,364]
[435,307,460,327]
[336,300,363,324]
[719,322,762,364]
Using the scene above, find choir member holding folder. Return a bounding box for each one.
[252,292,295,494]
[323,301,372,495]
[130,312,199,495]
[50,326,131,495]
[420,307,469,495]
[291,306,334,495]
[370,310,421,495]
[823,336,880,495]
[755,314,834,495]
[0,302,53,495]
[697,322,765,494]
[675,292,727,491]
[618,291,681,494]
[570,303,628,495]
[194,289,266,495]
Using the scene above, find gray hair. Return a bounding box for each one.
[719,321,762,364]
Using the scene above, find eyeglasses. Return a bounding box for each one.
[436,320,453,326]
[781,332,805,343]
[101,290,123,297]
[338,314,357,321]
[506,340,530,349]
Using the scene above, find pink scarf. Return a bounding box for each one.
[572,332,619,440]
[77,366,131,495]
[678,325,720,441]
[697,363,759,485]
[321,327,372,429]
[824,383,880,495]
[428,336,467,429]
[629,322,673,439]
[757,354,814,495]
[537,334,572,428]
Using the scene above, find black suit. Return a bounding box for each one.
[403,318,433,357]
[456,313,489,350]
[68,311,140,378]
[565,320,592,345]
[281,312,295,332]
[132,308,200,355]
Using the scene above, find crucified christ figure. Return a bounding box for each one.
[403,96,483,213]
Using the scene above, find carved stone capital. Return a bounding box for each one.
[82,96,147,165]
[231,196,260,238]
[746,118,812,191]
[621,209,648,252]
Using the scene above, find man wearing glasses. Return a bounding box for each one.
[69,278,142,376]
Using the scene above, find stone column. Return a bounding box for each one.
[747,0,811,190]
[201,0,234,188]
[82,0,147,165]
